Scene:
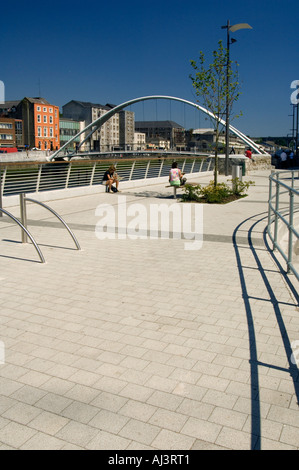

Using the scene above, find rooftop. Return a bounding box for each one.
[135,120,184,129]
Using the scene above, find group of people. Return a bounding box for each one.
[278,149,295,169]
[102,161,187,193]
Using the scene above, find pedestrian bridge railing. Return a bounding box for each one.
[267,170,299,280]
[0,154,214,201]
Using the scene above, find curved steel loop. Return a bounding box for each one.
[0,208,45,263]
[49,95,264,161]
[25,198,81,250]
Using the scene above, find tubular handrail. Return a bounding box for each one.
[0,207,45,263]
[267,170,299,280]
[0,155,216,198]
[24,197,81,250]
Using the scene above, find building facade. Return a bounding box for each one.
[134,120,186,150]
[133,132,146,150]
[18,97,60,150]
[59,118,84,152]
[119,110,134,150]
[0,117,16,148]
[62,100,135,152]
[187,128,245,154]
[0,102,24,149]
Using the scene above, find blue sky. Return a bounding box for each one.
[1,0,299,137]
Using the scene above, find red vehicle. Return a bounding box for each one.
[0,147,18,153]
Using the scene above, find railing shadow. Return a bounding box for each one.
[232,211,299,450]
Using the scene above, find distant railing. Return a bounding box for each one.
[0,154,214,198]
[267,170,299,280]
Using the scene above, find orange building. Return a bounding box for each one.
[20,97,60,150]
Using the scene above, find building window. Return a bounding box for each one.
[43,115,47,123]
[0,134,13,139]
[0,122,13,129]
[37,115,41,123]
[49,127,53,137]
[43,107,47,112]
[37,126,42,137]
[44,127,47,137]
[49,108,53,113]
[37,106,41,111]
[49,116,53,124]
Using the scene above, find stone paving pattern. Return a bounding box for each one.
[0,170,298,450]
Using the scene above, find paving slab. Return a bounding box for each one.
[0,169,298,450]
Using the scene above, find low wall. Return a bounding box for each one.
[0,151,48,163]
[218,153,273,175]
[245,154,273,172]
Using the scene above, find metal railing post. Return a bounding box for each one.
[129,160,136,181]
[158,158,164,177]
[144,160,151,180]
[199,158,204,172]
[19,193,28,243]
[190,159,196,174]
[267,173,273,238]
[90,162,96,185]
[36,165,42,192]
[287,189,294,273]
[65,162,72,189]
[273,173,280,250]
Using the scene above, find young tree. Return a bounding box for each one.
[190,40,241,186]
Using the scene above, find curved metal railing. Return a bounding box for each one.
[0,194,81,264]
[24,197,81,251]
[267,170,299,280]
[0,207,45,263]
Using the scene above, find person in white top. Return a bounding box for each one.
[280,150,287,169]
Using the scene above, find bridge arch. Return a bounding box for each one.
[50,95,264,161]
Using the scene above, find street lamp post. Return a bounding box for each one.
[221,20,252,176]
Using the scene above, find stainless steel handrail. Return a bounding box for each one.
[24,197,81,250]
[267,170,299,280]
[0,207,45,263]
[0,155,215,198]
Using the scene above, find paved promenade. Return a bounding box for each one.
[0,170,298,450]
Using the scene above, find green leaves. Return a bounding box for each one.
[189,39,242,186]
[190,39,241,122]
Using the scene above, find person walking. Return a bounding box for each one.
[280,150,287,169]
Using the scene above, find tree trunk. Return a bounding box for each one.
[214,128,219,187]
[214,151,218,187]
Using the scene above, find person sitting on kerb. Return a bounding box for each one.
[102,165,120,192]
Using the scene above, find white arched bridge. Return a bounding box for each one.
[50,95,265,161]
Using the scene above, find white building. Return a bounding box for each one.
[62,100,134,152]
